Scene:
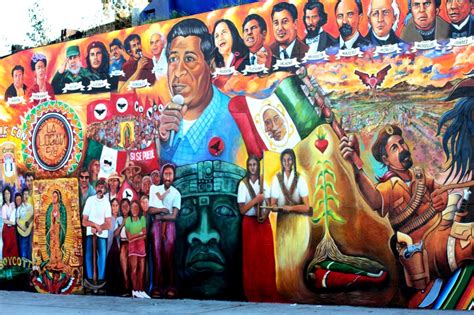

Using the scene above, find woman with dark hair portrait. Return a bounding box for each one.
[213,19,248,71]
[26,53,56,106]
[2,186,19,259]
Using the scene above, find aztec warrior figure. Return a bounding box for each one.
[0,0,473,310]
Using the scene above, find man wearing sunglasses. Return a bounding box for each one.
[79,168,96,209]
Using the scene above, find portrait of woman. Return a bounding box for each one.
[25,53,56,106]
[45,190,67,270]
[2,186,19,259]
[213,19,248,71]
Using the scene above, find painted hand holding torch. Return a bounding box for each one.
[296,67,364,170]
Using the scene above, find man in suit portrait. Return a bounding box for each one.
[270,2,309,63]
[400,0,450,41]
[303,0,338,52]
[335,0,370,49]
[445,0,473,38]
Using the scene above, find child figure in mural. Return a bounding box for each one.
[125,200,150,299]
[45,190,67,270]
[119,198,131,296]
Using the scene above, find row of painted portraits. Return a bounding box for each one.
[2,0,473,106]
[0,0,473,310]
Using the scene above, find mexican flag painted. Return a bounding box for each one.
[229,75,325,158]
[307,260,387,290]
[83,139,127,180]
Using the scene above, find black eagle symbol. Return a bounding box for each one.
[95,109,106,116]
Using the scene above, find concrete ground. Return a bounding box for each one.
[0,291,463,314]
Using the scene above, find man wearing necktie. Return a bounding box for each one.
[445,0,473,38]
[240,14,276,73]
[335,0,370,49]
[303,0,338,52]
[269,2,309,69]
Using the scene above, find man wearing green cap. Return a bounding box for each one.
[52,45,95,94]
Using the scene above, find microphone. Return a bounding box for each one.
[137,49,143,59]
[168,94,185,146]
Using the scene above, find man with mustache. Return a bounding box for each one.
[340,125,455,290]
[367,0,403,45]
[52,45,95,94]
[148,163,181,298]
[158,18,242,166]
[335,0,370,49]
[400,0,449,42]
[118,33,156,92]
[445,0,473,38]
[108,38,127,77]
[82,179,112,288]
[270,2,309,63]
[303,0,338,52]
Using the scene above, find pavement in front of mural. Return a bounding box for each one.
[0,291,462,314]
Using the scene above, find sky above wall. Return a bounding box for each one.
[0,0,149,57]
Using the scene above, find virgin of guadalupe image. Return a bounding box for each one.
[45,190,67,270]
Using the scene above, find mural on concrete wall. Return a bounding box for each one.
[0,0,473,309]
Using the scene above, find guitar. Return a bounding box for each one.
[17,204,34,237]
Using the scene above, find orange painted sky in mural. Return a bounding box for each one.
[0,0,473,124]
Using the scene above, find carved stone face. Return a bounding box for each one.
[175,193,241,298]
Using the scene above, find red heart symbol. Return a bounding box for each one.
[314,139,328,153]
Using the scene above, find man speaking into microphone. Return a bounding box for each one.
[118,33,156,92]
[159,18,243,166]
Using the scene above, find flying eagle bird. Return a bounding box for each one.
[354,65,392,97]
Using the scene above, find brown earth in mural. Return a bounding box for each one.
[274,125,400,306]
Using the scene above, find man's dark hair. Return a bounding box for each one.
[86,41,110,74]
[271,2,298,21]
[371,124,403,164]
[11,65,24,77]
[79,167,90,176]
[304,0,328,26]
[124,34,141,54]
[243,14,267,33]
[408,0,441,11]
[166,18,215,66]
[109,38,123,49]
[335,0,364,15]
[22,187,29,196]
[161,163,176,183]
[25,172,35,180]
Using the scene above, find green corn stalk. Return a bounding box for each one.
[312,159,345,237]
